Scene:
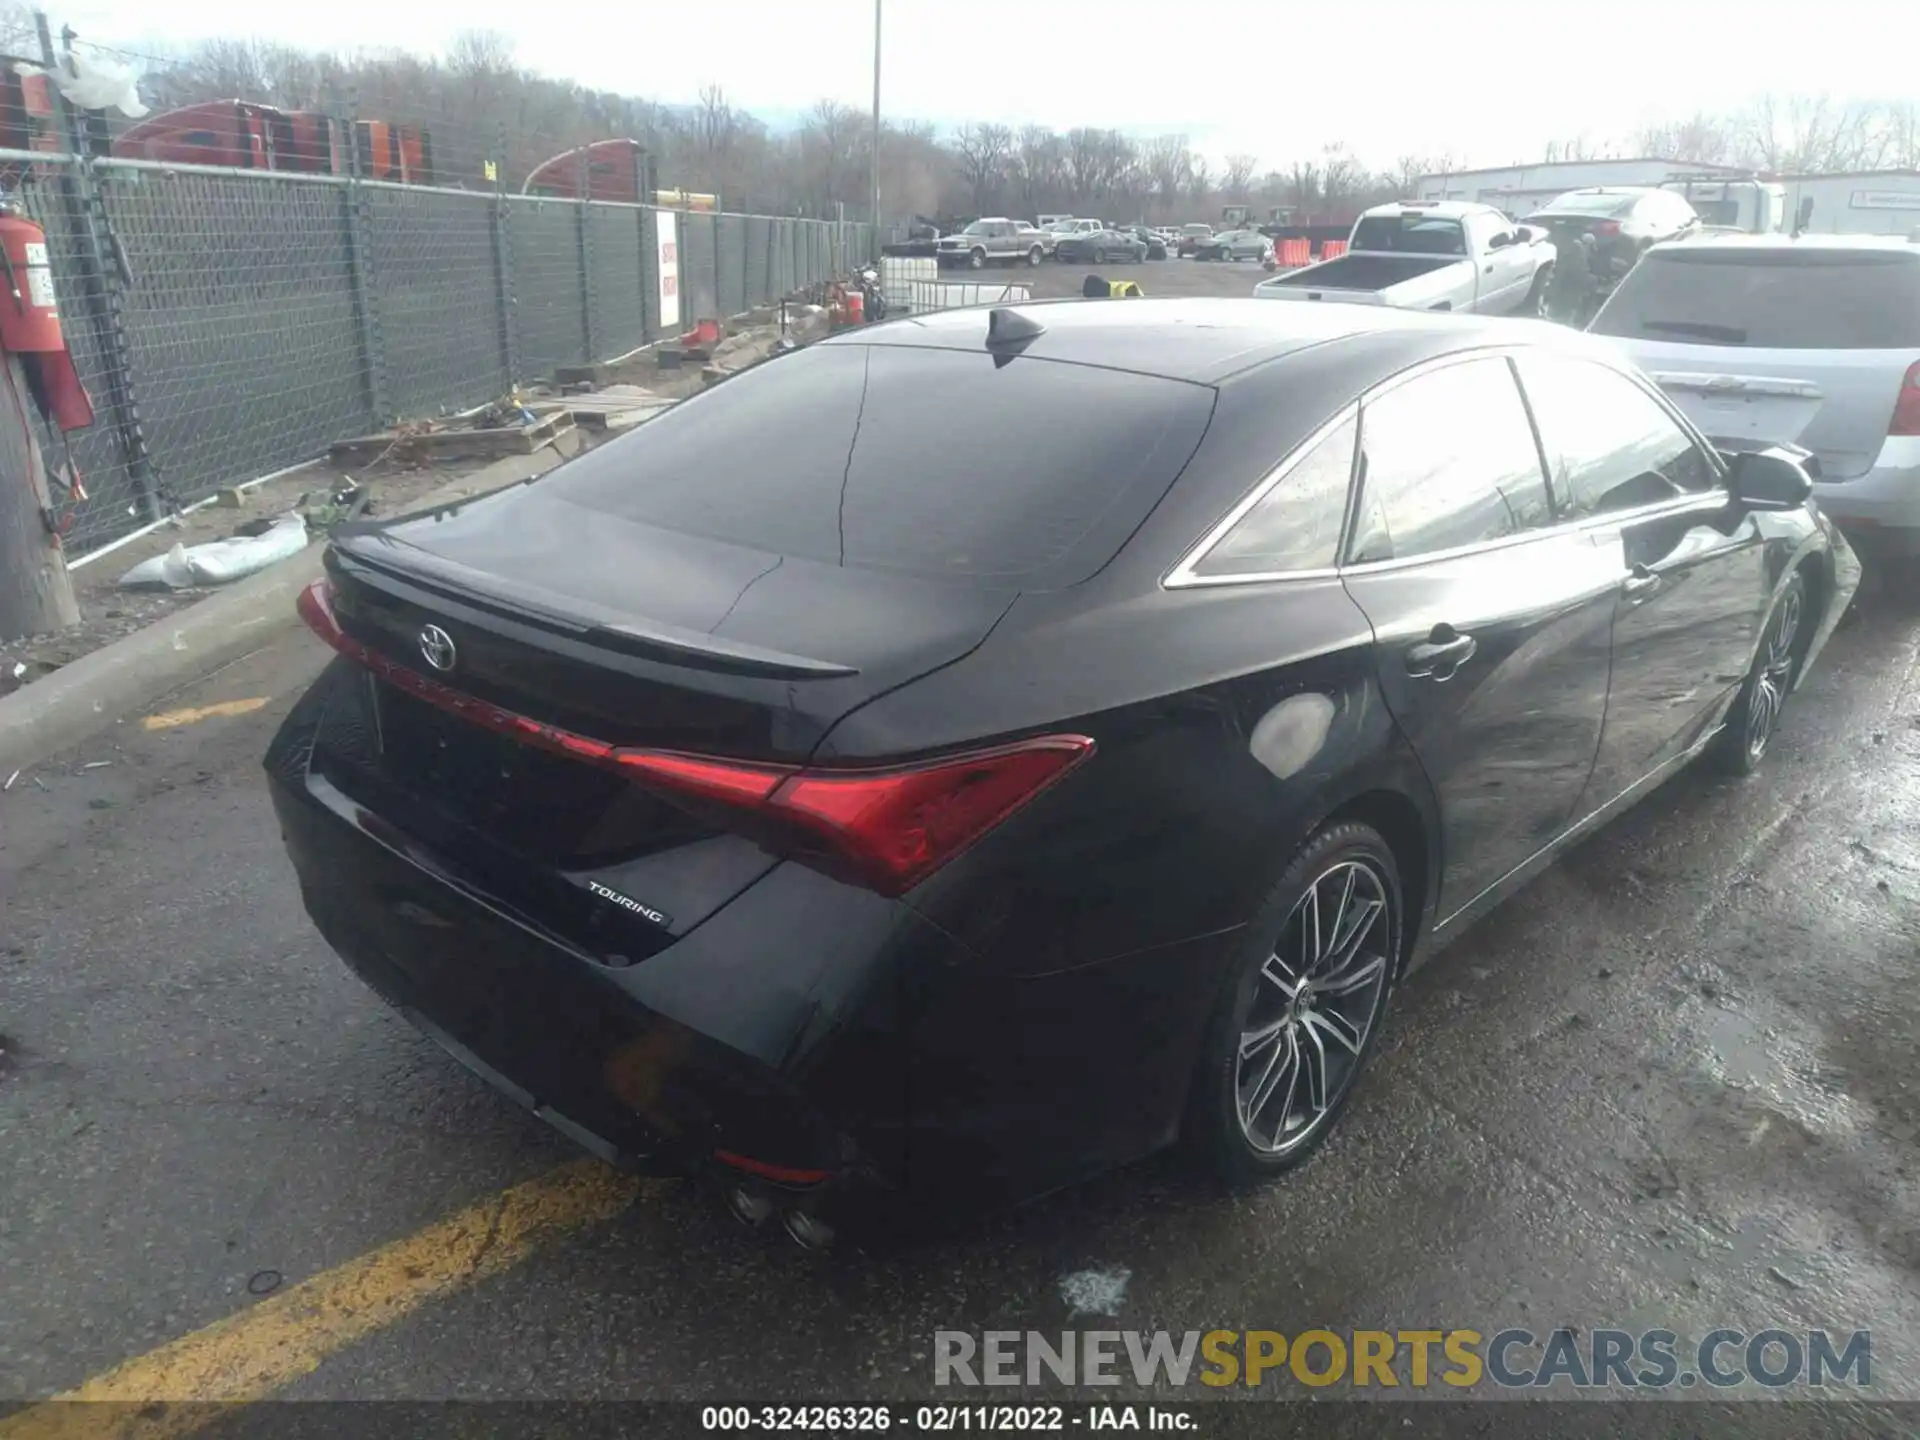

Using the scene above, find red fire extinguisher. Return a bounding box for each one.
[0,211,66,352]
[0,204,93,440]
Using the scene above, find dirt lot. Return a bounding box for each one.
[994,254,1275,301]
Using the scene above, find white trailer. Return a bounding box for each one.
[1770,171,1920,236]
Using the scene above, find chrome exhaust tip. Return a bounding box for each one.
[781,1208,835,1252]
[727,1185,775,1228]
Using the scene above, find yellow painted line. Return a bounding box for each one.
[141,698,271,732]
[1,1160,649,1440]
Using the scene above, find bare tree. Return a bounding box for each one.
[1186,156,1212,206]
[1283,160,1321,209]
[1542,134,1602,163]
[1633,113,1732,166]
[446,29,516,82]
[802,99,863,215]
[1740,93,1889,172]
[1320,143,1364,202]
[1222,153,1259,201]
[951,121,1013,213]
[1140,135,1191,220]
[694,84,735,155]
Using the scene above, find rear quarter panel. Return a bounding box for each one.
[818,578,1440,1200]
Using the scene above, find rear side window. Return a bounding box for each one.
[1514,353,1717,518]
[1349,357,1552,564]
[1191,413,1357,578]
[544,344,1215,586]
[1591,249,1920,348]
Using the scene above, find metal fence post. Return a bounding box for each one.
[491,122,521,385]
[633,150,653,343]
[576,150,595,361]
[338,86,390,426]
[39,14,162,521]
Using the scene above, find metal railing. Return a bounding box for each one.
[0,149,872,558]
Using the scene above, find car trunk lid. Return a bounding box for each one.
[302,340,1213,952]
[309,490,1019,958]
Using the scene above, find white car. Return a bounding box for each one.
[1590,233,1920,556]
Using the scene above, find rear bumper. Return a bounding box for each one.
[266,716,929,1226]
[1814,443,1920,554]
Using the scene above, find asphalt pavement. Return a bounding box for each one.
[3,566,1919,1430]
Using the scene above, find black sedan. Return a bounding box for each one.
[1053,227,1147,264]
[269,301,1857,1242]
[1524,186,1700,284]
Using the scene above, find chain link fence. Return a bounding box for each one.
[0,149,873,560]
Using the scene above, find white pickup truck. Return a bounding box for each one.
[1252,201,1556,315]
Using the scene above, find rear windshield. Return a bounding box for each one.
[1591,248,1920,348]
[543,344,1215,586]
[1351,215,1466,255]
[1533,192,1637,219]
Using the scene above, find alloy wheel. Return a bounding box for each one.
[1234,859,1393,1155]
[1746,587,1803,762]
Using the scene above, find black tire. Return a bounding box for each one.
[968,248,986,270]
[1711,570,1808,776]
[1187,821,1404,1187]
[1093,247,1107,264]
[1027,246,1043,266]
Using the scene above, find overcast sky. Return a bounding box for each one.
[60,0,1907,170]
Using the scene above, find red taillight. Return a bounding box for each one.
[297,579,1094,896]
[712,1149,829,1186]
[765,735,1094,895]
[1891,360,1920,437]
[1591,220,1621,237]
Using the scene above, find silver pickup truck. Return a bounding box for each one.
[1252,200,1556,315]
[936,218,1052,269]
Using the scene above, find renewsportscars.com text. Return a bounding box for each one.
[933,1328,1872,1391]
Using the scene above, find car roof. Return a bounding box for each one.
[829,297,1574,386]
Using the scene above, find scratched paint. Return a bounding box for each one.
[1058,1266,1132,1318]
[0,1161,649,1440]
[141,699,271,732]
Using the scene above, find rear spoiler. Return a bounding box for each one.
[328,534,861,680]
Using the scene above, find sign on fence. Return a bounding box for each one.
[657,211,681,331]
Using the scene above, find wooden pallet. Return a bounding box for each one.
[552,386,679,432]
[329,411,567,468]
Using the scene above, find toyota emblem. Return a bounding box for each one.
[418,624,457,673]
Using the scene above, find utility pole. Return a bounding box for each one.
[0,353,79,644]
[869,0,882,241]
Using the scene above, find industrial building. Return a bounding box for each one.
[1413,158,1748,216]
[1417,158,1920,235]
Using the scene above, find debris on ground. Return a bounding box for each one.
[328,397,571,469]
[117,512,309,590]
[550,385,677,433]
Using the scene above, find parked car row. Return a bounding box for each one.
[934,215,1272,267]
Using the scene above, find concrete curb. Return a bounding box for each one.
[0,447,569,779]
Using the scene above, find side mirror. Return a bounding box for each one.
[1727,448,1814,511]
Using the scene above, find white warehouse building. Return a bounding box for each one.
[1414,157,1747,217]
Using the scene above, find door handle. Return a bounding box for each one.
[1484,264,1494,273]
[1406,628,1477,678]
[1622,565,1662,602]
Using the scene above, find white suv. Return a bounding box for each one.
[1591,234,1920,555]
